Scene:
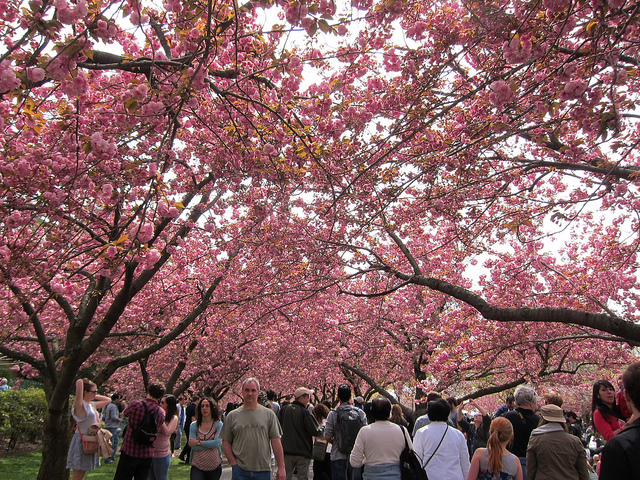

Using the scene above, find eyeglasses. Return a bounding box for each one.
[88,390,97,393]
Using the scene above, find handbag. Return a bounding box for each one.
[399,424,448,480]
[79,429,100,455]
[312,437,328,461]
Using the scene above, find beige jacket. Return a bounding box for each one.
[97,427,114,458]
[526,424,589,480]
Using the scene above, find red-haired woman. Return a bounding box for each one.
[466,417,522,480]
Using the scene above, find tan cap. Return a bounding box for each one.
[294,387,314,398]
[540,404,566,423]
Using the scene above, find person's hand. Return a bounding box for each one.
[276,466,286,480]
[188,438,199,447]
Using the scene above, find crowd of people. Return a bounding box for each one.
[64,363,640,480]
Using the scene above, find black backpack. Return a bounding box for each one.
[335,405,364,454]
[132,401,158,445]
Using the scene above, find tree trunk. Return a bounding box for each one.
[37,397,71,480]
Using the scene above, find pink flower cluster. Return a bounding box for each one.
[285,4,308,25]
[62,71,89,97]
[0,60,21,93]
[407,21,429,40]
[503,34,533,64]
[489,80,514,107]
[543,0,570,13]
[54,0,88,25]
[157,201,180,218]
[560,79,587,101]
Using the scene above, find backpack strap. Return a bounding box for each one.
[423,425,448,469]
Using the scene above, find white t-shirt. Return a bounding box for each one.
[350,420,410,467]
[414,422,470,480]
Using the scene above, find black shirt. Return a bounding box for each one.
[504,407,540,457]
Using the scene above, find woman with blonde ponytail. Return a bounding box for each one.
[466,417,522,480]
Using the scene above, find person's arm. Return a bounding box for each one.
[323,411,334,442]
[305,412,325,437]
[188,421,199,447]
[412,430,424,460]
[73,379,86,418]
[193,421,223,450]
[526,438,537,480]
[575,439,590,480]
[466,448,483,480]
[459,431,470,479]
[470,401,488,418]
[94,395,112,410]
[159,416,178,436]
[457,403,465,423]
[270,436,286,480]
[514,454,523,480]
[593,410,619,441]
[222,439,236,466]
[349,429,365,468]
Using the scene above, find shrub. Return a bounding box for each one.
[0,389,47,449]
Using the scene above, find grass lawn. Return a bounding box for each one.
[0,451,194,480]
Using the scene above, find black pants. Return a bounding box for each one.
[179,424,191,461]
[112,451,153,480]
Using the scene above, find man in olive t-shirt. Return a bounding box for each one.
[221,378,286,480]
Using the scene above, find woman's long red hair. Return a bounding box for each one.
[487,417,513,474]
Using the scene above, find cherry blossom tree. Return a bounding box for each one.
[4,0,640,477]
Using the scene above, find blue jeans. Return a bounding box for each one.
[191,464,222,480]
[332,459,362,480]
[519,456,530,480]
[149,454,171,480]
[106,427,120,462]
[231,465,271,480]
[362,463,400,479]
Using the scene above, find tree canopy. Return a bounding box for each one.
[2,0,640,477]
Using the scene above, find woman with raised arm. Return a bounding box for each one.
[66,378,111,480]
[188,397,223,480]
[466,417,522,480]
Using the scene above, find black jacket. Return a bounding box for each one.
[278,400,324,457]
[599,418,640,480]
[504,407,540,457]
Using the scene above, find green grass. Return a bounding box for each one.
[0,451,194,480]
[0,451,41,480]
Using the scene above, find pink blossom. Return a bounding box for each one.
[503,35,533,64]
[63,71,89,96]
[105,245,117,259]
[285,4,308,25]
[138,223,154,243]
[263,144,277,155]
[543,0,570,13]
[406,21,429,40]
[609,0,626,8]
[488,80,514,107]
[27,67,45,82]
[90,132,115,155]
[141,101,165,116]
[560,79,587,100]
[47,56,74,82]
[0,61,21,93]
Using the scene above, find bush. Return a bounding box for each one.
[0,389,47,449]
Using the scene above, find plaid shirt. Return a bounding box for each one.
[121,397,165,458]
